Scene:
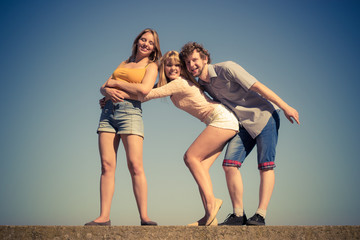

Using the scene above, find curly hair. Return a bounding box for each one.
[179,42,211,64]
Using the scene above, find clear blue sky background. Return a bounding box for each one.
[1,0,359,226]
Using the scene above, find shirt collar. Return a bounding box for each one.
[198,64,217,84]
[207,64,217,78]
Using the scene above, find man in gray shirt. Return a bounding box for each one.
[180,42,299,226]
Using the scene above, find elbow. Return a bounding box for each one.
[100,86,105,95]
[249,82,260,91]
[138,87,152,96]
[100,86,108,96]
[139,89,148,96]
[137,92,147,101]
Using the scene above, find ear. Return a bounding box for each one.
[204,55,208,64]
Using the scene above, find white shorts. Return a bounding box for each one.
[204,105,239,132]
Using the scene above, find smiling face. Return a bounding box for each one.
[164,59,181,81]
[184,50,208,78]
[137,31,155,58]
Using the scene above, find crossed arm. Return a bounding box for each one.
[100,62,158,103]
[250,81,300,124]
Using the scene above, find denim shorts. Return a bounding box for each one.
[223,110,280,170]
[204,105,239,131]
[97,99,144,138]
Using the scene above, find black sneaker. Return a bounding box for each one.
[219,213,247,226]
[246,213,265,226]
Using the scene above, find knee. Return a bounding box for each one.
[127,161,145,176]
[222,165,230,172]
[101,159,116,175]
[183,152,195,168]
[259,168,274,177]
[222,165,238,174]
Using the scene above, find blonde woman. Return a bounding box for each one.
[85,29,162,226]
[107,51,239,226]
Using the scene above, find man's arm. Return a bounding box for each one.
[250,81,300,124]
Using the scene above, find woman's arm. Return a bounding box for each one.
[141,78,184,102]
[100,76,130,102]
[106,62,158,97]
[250,81,300,124]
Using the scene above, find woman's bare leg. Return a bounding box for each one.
[93,132,120,223]
[184,126,236,225]
[121,134,153,223]
[188,151,222,225]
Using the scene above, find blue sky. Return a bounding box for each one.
[0,0,359,226]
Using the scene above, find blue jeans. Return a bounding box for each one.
[223,110,280,170]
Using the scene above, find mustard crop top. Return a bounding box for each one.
[111,64,149,84]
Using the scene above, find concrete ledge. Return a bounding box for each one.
[0,225,359,240]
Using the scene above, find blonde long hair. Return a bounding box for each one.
[157,51,201,88]
[127,28,162,63]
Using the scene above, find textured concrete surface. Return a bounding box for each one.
[0,225,359,240]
